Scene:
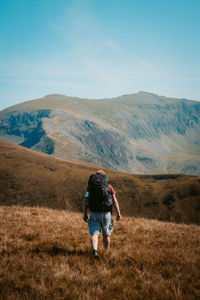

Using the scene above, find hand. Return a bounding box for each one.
[84,214,88,222]
[116,213,121,221]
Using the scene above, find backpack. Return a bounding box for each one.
[87,173,113,212]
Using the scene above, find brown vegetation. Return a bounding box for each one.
[1,140,200,224]
[0,206,200,300]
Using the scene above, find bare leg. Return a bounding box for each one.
[91,234,98,250]
[103,233,110,251]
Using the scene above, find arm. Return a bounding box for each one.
[83,196,89,222]
[112,194,121,221]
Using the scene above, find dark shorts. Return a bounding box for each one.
[88,211,113,236]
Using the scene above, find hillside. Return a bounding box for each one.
[0,206,199,300]
[1,140,200,224]
[0,92,200,175]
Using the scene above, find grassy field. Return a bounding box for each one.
[0,206,200,300]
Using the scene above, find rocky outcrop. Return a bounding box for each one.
[0,110,54,155]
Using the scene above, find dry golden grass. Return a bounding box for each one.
[0,206,200,300]
[1,140,200,225]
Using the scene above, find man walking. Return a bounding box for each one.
[83,170,121,258]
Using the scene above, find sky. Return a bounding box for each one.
[0,0,200,110]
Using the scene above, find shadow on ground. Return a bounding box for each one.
[32,247,89,257]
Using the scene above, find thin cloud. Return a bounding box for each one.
[0,77,98,90]
[136,57,153,69]
[105,39,121,53]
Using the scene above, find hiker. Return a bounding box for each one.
[83,170,121,257]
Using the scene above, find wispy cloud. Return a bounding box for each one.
[0,77,98,90]
[136,57,153,69]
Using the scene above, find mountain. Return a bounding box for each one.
[1,140,200,224]
[0,92,200,174]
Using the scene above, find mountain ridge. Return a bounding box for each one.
[1,91,199,114]
[0,92,200,175]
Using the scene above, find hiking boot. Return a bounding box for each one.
[92,249,99,258]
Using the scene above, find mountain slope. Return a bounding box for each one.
[0,206,200,300]
[0,92,200,174]
[1,140,200,224]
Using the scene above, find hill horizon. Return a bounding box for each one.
[1,139,200,225]
[1,91,199,114]
[1,91,199,113]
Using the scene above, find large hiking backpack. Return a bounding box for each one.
[87,173,113,212]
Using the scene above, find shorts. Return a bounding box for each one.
[88,211,113,236]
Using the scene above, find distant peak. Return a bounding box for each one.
[138,90,146,94]
[138,91,157,96]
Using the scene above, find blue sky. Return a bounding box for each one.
[0,0,200,110]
